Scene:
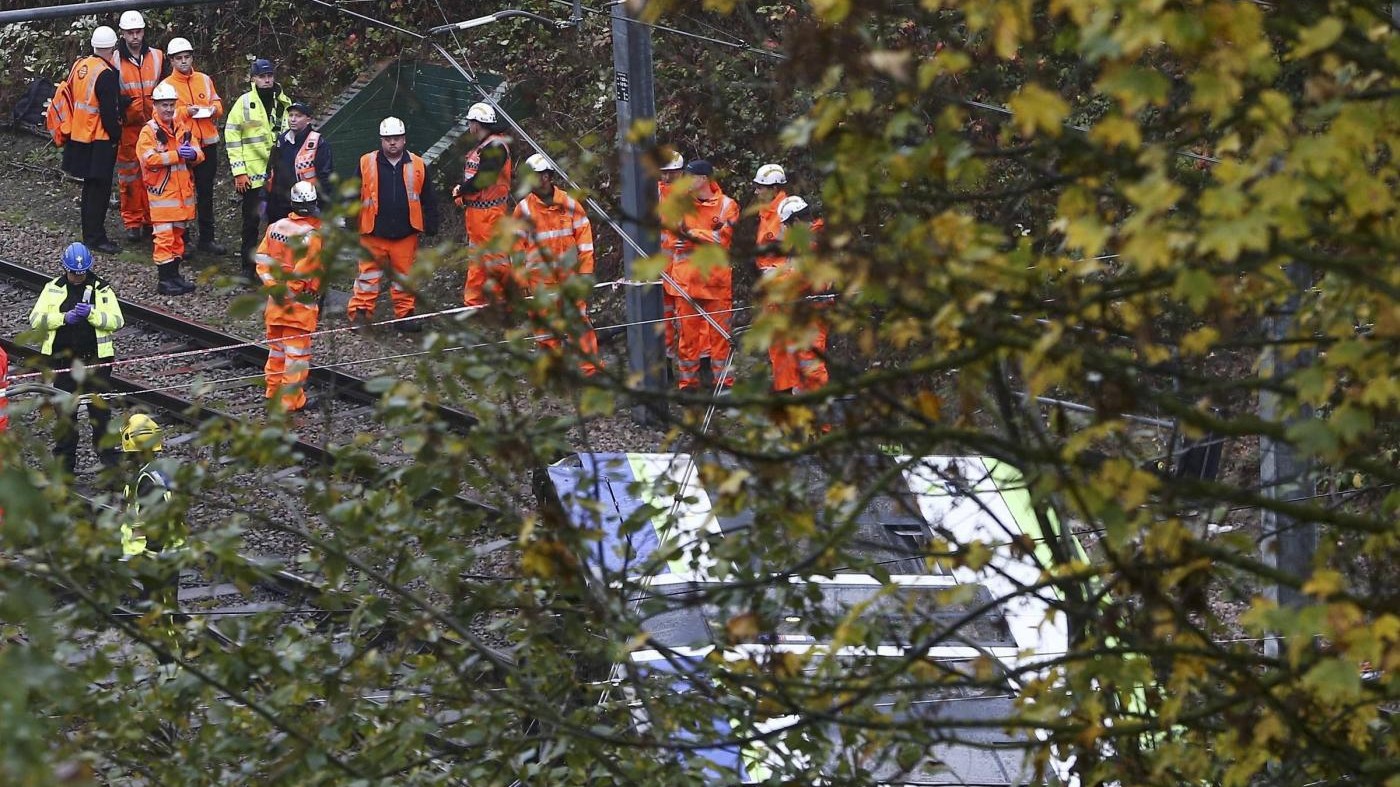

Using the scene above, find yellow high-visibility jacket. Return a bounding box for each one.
[28,274,124,358]
[225,82,289,189]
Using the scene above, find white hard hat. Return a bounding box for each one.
[524,153,554,174]
[151,82,178,101]
[167,37,193,56]
[289,181,318,204]
[777,195,809,223]
[466,102,496,125]
[753,163,786,186]
[91,26,118,49]
[660,150,684,171]
[118,10,145,30]
[379,116,406,136]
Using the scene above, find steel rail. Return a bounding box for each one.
[0,256,479,433]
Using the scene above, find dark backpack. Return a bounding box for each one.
[11,78,57,137]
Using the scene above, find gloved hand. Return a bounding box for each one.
[178,143,197,161]
[74,302,92,319]
[234,174,250,193]
[64,309,82,325]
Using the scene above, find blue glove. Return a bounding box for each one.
[64,310,82,325]
[74,302,92,319]
[178,143,197,161]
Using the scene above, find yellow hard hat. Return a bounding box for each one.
[121,413,164,453]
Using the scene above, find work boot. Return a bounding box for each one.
[125,227,143,242]
[155,260,195,296]
[197,239,228,256]
[92,239,120,255]
[394,313,423,333]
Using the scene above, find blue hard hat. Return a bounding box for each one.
[62,242,93,273]
[251,58,275,76]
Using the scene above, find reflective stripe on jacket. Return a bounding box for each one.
[293,131,322,183]
[137,117,203,222]
[755,190,788,271]
[359,151,426,235]
[159,70,223,145]
[225,84,289,185]
[255,214,324,331]
[514,187,594,289]
[122,463,186,557]
[68,55,116,144]
[118,47,165,126]
[665,188,739,300]
[461,134,512,208]
[28,276,124,359]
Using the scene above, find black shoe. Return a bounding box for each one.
[93,240,121,254]
[394,315,423,333]
[197,240,228,256]
[156,261,196,295]
[125,227,143,242]
[242,266,261,285]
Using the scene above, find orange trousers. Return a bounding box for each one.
[117,125,149,230]
[533,300,602,376]
[351,235,419,318]
[265,323,312,411]
[462,205,509,307]
[770,319,829,393]
[152,222,187,265]
[663,292,679,359]
[675,296,733,390]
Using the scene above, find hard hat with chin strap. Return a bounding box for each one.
[379,116,406,136]
[62,242,93,273]
[91,26,118,49]
[289,181,318,204]
[151,82,178,102]
[122,413,164,453]
[777,195,810,223]
[466,102,497,125]
[166,37,193,56]
[119,10,145,30]
[753,164,786,186]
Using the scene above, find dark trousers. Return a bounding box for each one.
[81,177,114,246]
[193,142,219,242]
[240,186,265,264]
[52,362,118,474]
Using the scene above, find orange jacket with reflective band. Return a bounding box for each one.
[118,47,165,126]
[513,187,594,289]
[68,55,117,144]
[293,131,322,183]
[0,345,9,433]
[767,218,830,297]
[665,187,739,300]
[359,151,426,235]
[159,70,223,145]
[137,116,203,223]
[255,213,324,330]
[461,134,512,208]
[755,190,788,271]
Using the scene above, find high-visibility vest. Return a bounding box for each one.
[225,84,289,186]
[665,188,739,300]
[118,46,165,126]
[122,463,186,558]
[255,214,324,331]
[755,190,788,271]
[137,117,202,223]
[0,346,9,434]
[28,275,124,359]
[68,55,116,144]
[461,134,512,209]
[293,131,322,183]
[359,151,426,235]
[158,70,222,146]
[514,187,594,289]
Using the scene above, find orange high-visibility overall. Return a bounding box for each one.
[459,134,513,307]
[353,151,427,319]
[255,213,323,411]
[116,47,165,231]
[754,190,789,272]
[136,116,202,264]
[514,187,601,376]
[765,218,829,393]
[665,187,739,390]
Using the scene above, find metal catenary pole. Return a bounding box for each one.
[609,0,667,422]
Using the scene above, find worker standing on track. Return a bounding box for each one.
[264,100,333,225]
[114,11,167,243]
[0,345,9,434]
[225,58,289,280]
[658,150,685,363]
[119,413,185,666]
[763,196,829,394]
[138,82,201,296]
[751,164,789,273]
[666,159,739,391]
[513,154,602,377]
[255,181,324,412]
[349,117,440,331]
[454,102,514,308]
[157,37,225,256]
[29,243,125,476]
[60,26,124,255]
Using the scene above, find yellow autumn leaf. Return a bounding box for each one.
[1008,83,1069,138]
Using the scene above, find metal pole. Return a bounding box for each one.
[1259,261,1316,660]
[0,0,228,25]
[611,1,666,422]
